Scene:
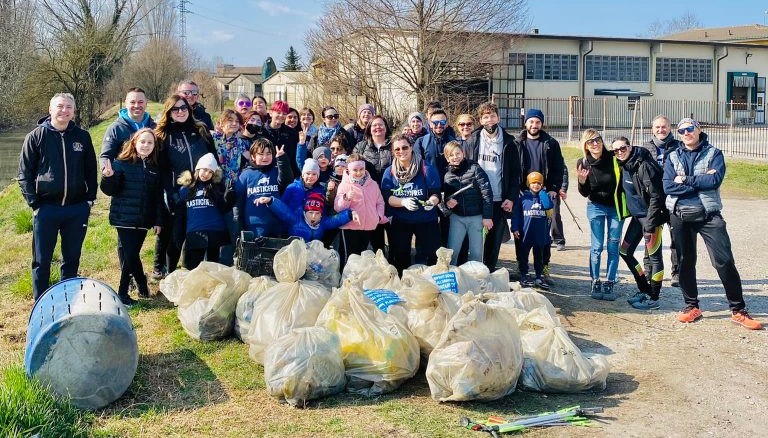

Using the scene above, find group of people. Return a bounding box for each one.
[17,84,762,330]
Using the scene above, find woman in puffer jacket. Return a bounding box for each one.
[334,153,387,270]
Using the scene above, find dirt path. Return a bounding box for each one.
[502,193,768,436]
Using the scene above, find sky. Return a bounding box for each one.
[186,0,768,69]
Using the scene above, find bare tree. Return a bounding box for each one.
[138,0,176,42]
[0,0,37,128]
[36,0,140,126]
[306,0,529,120]
[123,37,186,101]
[646,12,702,37]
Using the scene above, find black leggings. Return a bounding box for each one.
[116,227,149,295]
[387,220,440,274]
[620,216,664,299]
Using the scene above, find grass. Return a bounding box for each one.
[0,107,764,437]
[0,365,95,438]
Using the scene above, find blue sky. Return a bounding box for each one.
[187,0,768,68]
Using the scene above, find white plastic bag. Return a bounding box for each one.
[159,268,189,304]
[316,280,419,396]
[518,307,610,393]
[172,262,252,341]
[246,279,331,363]
[398,270,460,356]
[273,239,308,283]
[304,240,341,289]
[342,250,401,290]
[459,261,510,292]
[426,293,524,401]
[486,290,560,326]
[422,247,481,295]
[263,327,346,407]
[234,275,278,341]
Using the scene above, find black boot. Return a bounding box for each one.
[136,273,151,298]
[117,274,137,306]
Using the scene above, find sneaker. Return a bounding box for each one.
[590,280,603,300]
[602,281,617,301]
[556,243,566,251]
[627,291,647,305]
[731,309,763,330]
[631,294,660,310]
[670,273,680,288]
[151,270,165,281]
[677,305,703,323]
[542,265,554,285]
[520,274,535,288]
[534,277,550,291]
[119,294,137,306]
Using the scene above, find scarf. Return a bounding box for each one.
[317,124,342,147]
[652,133,673,148]
[392,155,421,186]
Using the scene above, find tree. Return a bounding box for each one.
[36,0,140,127]
[646,12,702,37]
[0,0,38,129]
[123,37,187,101]
[282,46,303,71]
[306,0,529,119]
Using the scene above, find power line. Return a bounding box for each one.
[186,10,287,39]
[178,0,189,53]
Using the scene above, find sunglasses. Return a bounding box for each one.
[171,105,189,113]
[612,145,630,154]
[393,146,410,152]
[236,101,252,107]
[330,146,343,151]
[325,113,340,119]
[677,125,696,135]
[180,90,198,96]
[457,122,473,127]
[431,120,447,127]
[586,137,602,145]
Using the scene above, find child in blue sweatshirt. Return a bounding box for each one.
[254,192,359,243]
[512,172,554,290]
[177,153,235,269]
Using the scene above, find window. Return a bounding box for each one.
[585,55,648,82]
[509,53,578,81]
[655,58,712,83]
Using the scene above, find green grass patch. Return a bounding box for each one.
[12,210,32,234]
[0,365,94,438]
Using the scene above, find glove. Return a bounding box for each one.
[422,200,435,211]
[401,197,419,211]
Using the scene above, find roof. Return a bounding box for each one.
[263,70,311,85]
[213,76,236,85]
[524,32,768,49]
[237,74,263,83]
[661,24,768,44]
[215,65,263,75]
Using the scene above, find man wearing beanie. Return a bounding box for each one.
[642,114,682,286]
[514,108,566,283]
[347,103,375,145]
[264,100,300,177]
[663,118,761,330]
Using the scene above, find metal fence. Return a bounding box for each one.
[511,97,768,160]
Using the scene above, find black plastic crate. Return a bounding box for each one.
[235,232,301,277]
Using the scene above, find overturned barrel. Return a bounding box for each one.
[24,277,139,410]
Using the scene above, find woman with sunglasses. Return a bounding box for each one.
[454,114,476,147]
[576,129,628,301]
[155,94,217,274]
[611,137,666,310]
[233,93,252,120]
[308,105,355,154]
[380,133,442,274]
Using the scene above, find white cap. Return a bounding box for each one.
[195,153,219,172]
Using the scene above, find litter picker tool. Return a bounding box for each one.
[460,405,604,436]
[561,198,583,233]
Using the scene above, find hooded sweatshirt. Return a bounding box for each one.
[100,108,155,168]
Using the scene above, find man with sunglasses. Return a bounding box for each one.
[414,109,454,179]
[663,118,761,329]
[642,114,682,287]
[513,109,566,283]
[177,80,214,130]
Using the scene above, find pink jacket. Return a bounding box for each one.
[335,171,385,230]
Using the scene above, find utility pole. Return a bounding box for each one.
[178,0,189,53]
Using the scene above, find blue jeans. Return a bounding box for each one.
[447,214,484,265]
[586,201,623,282]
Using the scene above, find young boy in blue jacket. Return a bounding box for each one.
[512,171,554,290]
[254,192,359,243]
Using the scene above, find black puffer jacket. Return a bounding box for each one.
[354,139,393,184]
[100,158,163,229]
[443,160,494,219]
[620,147,668,231]
[18,117,97,210]
[160,123,216,202]
[264,123,300,177]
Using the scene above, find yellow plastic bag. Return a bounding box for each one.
[316,280,419,396]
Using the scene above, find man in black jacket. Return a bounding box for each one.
[642,114,682,286]
[18,93,97,300]
[462,101,521,272]
[177,80,214,130]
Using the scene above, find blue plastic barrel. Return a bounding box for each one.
[24,277,139,410]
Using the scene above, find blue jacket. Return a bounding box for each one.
[267,197,352,242]
[281,178,326,216]
[414,132,454,179]
[100,109,156,169]
[236,155,293,236]
[18,117,97,210]
[179,181,229,233]
[512,190,553,247]
[380,161,442,224]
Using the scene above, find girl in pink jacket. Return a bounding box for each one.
[335,153,387,269]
